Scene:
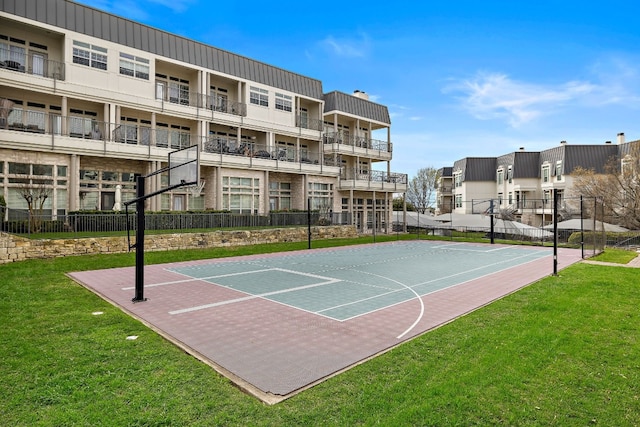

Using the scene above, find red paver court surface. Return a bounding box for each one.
[68,241,584,403]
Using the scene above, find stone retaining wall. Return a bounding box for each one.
[0,226,357,264]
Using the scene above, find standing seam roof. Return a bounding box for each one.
[1,0,324,100]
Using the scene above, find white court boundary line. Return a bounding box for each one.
[320,251,550,325]
[165,267,340,315]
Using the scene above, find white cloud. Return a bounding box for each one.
[443,72,596,128]
[319,32,371,58]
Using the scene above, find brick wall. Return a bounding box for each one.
[0,226,357,264]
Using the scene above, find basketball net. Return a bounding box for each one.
[188,179,205,197]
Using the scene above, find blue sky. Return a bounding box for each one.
[76,0,640,177]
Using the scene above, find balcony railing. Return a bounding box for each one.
[202,136,338,166]
[296,114,324,131]
[323,132,391,153]
[0,47,65,80]
[341,168,408,184]
[154,88,247,116]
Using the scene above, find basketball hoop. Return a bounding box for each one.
[188,179,206,197]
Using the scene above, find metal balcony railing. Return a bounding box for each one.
[0,47,65,80]
[323,132,391,153]
[154,88,247,116]
[340,168,408,184]
[296,114,324,131]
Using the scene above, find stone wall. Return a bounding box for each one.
[0,226,357,264]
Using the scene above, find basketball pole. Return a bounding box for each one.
[307,198,311,249]
[125,145,200,303]
[134,174,146,302]
[553,188,558,276]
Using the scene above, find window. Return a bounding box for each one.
[497,193,503,206]
[508,192,513,204]
[308,182,333,210]
[497,169,504,185]
[209,86,228,112]
[555,161,562,181]
[269,182,291,211]
[119,53,149,80]
[222,177,260,213]
[455,194,462,208]
[0,35,26,71]
[275,93,292,112]
[73,40,107,70]
[79,170,140,210]
[542,165,550,183]
[454,172,462,188]
[507,166,513,183]
[250,86,268,107]
[155,74,189,105]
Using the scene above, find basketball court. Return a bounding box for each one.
[69,240,583,403]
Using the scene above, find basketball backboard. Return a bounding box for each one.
[168,145,199,187]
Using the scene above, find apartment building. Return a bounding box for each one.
[0,0,406,232]
[437,135,632,226]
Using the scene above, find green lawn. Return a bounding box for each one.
[1,241,639,426]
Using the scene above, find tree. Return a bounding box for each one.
[571,142,640,229]
[392,196,415,211]
[17,181,52,232]
[406,167,439,214]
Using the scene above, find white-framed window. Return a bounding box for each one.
[498,192,503,206]
[455,194,462,208]
[222,177,260,213]
[507,165,513,183]
[209,86,229,112]
[0,34,26,71]
[308,182,333,210]
[119,53,149,80]
[250,86,269,107]
[275,92,292,112]
[497,169,504,185]
[155,74,189,105]
[555,161,562,181]
[72,40,107,70]
[454,171,462,188]
[542,164,550,183]
[508,192,513,204]
[269,182,291,211]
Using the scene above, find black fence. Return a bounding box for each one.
[0,207,352,237]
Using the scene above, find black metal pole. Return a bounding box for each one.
[133,175,146,302]
[580,195,584,259]
[553,188,558,276]
[489,199,495,244]
[307,198,311,250]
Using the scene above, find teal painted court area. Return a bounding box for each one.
[165,242,552,322]
[70,241,583,403]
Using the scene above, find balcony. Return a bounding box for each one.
[154,87,246,117]
[0,47,65,80]
[201,136,342,168]
[339,168,407,192]
[295,114,323,131]
[323,132,392,161]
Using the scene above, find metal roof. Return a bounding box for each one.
[323,91,391,125]
[2,0,324,100]
[540,144,619,175]
[453,157,496,181]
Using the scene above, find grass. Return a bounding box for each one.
[591,247,638,264]
[2,241,640,426]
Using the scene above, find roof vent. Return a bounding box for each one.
[617,132,625,144]
[605,141,612,144]
[352,90,369,100]
[519,147,525,151]
[560,140,567,145]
